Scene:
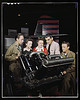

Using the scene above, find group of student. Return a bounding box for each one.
[22,35,60,56]
[5,33,76,96]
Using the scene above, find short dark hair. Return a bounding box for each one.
[25,38,33,44]
[37,38,44,43]
[23,38,33,48]
[62,41,70,48]
[45,34,53,38]
[15,33,24,40]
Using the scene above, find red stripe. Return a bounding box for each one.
[37,20,59,23]
[43,30,59,33]
[40,15,52,18]
[42,25,59,28]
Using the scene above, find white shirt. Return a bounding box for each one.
[35,46,44,51]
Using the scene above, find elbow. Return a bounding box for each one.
[5,54,7,60]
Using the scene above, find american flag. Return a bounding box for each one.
[37,15,59,43]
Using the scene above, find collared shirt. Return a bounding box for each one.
[33,46,48,56]
[5,42,21,61]
[35,46,44,52]
[61,50,75,67]
[64,53,67,58]
[46,41,60,55]
[48,44,51,55]
[60,50,75,73]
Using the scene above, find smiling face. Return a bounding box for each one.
[37,40,44,48]
[62,43,69,53]
[17,35,24,45]
[26,41,32,49]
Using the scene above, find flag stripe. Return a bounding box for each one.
[42,32,59,35]
[36,15,59,43]
[43,28,59,30]
[43,25,59,28]
[43,30,59,33]
[38,20,59,23]
[38,18,58,20]
[41,23,59,25]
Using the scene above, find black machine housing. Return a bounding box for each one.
[19,51,74,90]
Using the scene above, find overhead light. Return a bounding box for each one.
[14,3,17,5]
[18,13,21,16]
[7,3,10,5]
[17,3,20,5]
[11,3,13,5]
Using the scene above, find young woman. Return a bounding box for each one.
[23,38,33,56]
[33,38,48,56]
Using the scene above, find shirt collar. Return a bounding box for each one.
[35,46,44,51]
[14,41,19,47]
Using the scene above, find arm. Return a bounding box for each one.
[32,47,36,52]
[63,67,75,75]
[66,52,75,73]
[5,46,20,61]
[44,48,48,56]
[55,43,60,54]
[62,52,75,74]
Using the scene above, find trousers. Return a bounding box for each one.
[59,71,76,95]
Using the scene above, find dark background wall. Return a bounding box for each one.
[3,2,77,53]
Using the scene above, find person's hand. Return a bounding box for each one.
[18,52,20,57]
[63,71,67,75]
[16,56,18,59]
[16,52,20,59]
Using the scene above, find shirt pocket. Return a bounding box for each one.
[50,49,55,54]
[13,48,20,55]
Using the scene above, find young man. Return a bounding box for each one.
[45,36,60,55]
[59,41,76,95]
[5,33,24,84]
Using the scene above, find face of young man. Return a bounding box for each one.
[26,41,32,49]
[38,40,44,48]
[62,44,69,53]
[45,37,53,45]
[17,35,24,45]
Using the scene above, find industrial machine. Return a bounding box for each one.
[18,52,74,96]
[4,51,74,96]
